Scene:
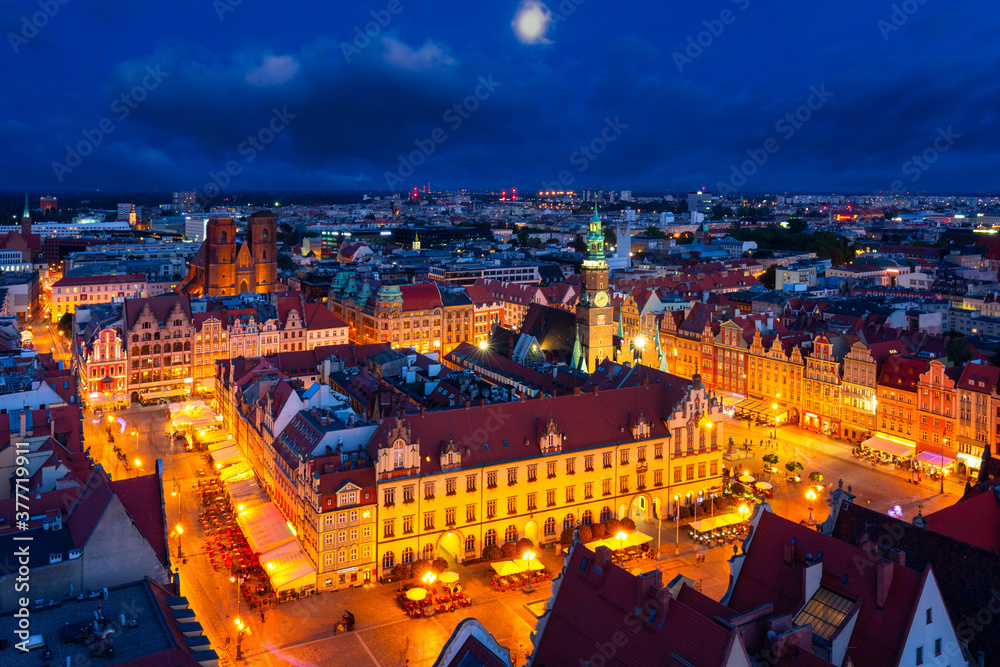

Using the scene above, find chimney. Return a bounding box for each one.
[593,386,599,396]
[888,548,905,568]
[573,387,581,395]
[19,410,26,438]
[465,400,471,409]
[876,560,894,608]
[783,541,795,566]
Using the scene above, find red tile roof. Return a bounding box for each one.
[125,294,192,331]
[67,468,115,548]
[924,487,1000,553]
[303,302,347,330]
[731,511,925,667]
[111,472,169,568]
[533,544,746,666]
[400,283,442,311]
[957,360,1000,393]
[877,355,928,392]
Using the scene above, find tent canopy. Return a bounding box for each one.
[491,561,523,577]
[210,444,241,467]
[236,502,295,554]
[862,436,915,458]
[914,451,954,468]
[259,540,316,593]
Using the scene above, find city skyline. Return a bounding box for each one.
[3,0,998,193]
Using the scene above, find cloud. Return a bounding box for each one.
[381,37,456,72]
[245,54,300,86]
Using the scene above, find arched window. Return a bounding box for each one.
[263,228,268,241]
[563,514,575,532]
[401,548,413,565]
[422,543,434,560]
[184,341,191,351]
[504,525,518,543]
[392,440,405,469]
[153,332,160,340]
[484,529,497,547]
[464,535,475,553]
[600,506,612,523]
[131,334,138,343]
[140,345,150,356]
[221,231,228,243]
[262,250,267,260]
[173,342,183,352]
[543,518,556,536]
[582,510,593,526]
[131,346,140,357]
[153,344,161,354]
[382,551,394,570]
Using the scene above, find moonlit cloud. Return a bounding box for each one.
[382,37,456,72]
[512,0,552,45]
[245,55,300,86]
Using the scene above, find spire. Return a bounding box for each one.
[590,202,601,233]
[22,193,30,220]
[616,315,624,340]
[571,324,584,371]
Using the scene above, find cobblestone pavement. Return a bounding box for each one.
[93,406,972,666]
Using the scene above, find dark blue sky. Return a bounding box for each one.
[3,0,998,194]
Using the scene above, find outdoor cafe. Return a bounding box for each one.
[397,571,472,618]
[688,514,749,546]
[490,553,551,592]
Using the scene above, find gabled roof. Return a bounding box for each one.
[400,283,443,311]
[125,294,192,330]
[877,355,927,392]
[957,360,1000,394]
[111,473,169,568]
[303,302,347,331]
[924,486,1000,553]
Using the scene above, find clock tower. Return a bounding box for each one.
[576,204,613,372]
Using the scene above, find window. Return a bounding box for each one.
[566,458,576,474]
[544,517,556,536]
[654,443,663,459]
[602,479,612,496]
[507,497,517,514]
[563,513,575,531]
[446,478,456,495]
[698,463,706,478]
[710,461,718,476]
[466,505,476,522]
[620,476,629,493]
[686,465,695,480]
[382,551,395,569]
[916,646,923,665]
[584,455,594,472]
[637,446,646,462]
[505,525,519,543]
[464,535,475,553]
[487,500,497,519]
[934,638,941,656]
[403,486,414,503]
[527,464,537,482]
[584,482,593,499]
[674,468,682,483]
[507,468,517,485]
[402,516,413,534]
[484,529,497,547]
[603,452,612,468]
[566,486,575,502]
[424,482,435,500]
[620,449,630,465]
[636,472,646,489]
[600,506,612,522]
[487,471,497,488]
[383,520,394,538]
[926,608,932,624]
[546,489,556,506]
[547,461,557,478]
[401,547,413,565]
[445,507,456,525]
[654,470,663,486]
[423,512,434,531]
[466,474,477,492]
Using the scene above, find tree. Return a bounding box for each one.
[644,225,667,238]
[411,559,430,577]
[276,253,296,271]
[603,518,623,536]
[947,337,973,366]
[571,234,586,253]
[391,563,412,581]
[560,527,575,545]
[577,524,593,543]
[482,544,502,561]
[590,523,607,540]
[809,471,823,484]
[787,218,808,234]
[729,481,746,496]
[431,557,448,573]
[603,226,616,249]
[501,542,519,559]
[785,461,803,473]
[516,538,535,555]
[58,313,73,338]
[621,517,636,533]
[759,265,776,290]
[762,454,779,468]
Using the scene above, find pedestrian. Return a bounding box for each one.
[260,610,265,624]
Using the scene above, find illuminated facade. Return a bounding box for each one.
[916,359,957,462]
[368,378,724,577]
[576,206,614,372]
[800,336,843,437]
[841,340,879,443]
[748,330,803,423]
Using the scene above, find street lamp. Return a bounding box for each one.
[615,531,628,551]
[805,489,817,523]
[941,437,948,495]
[176,524,184,559]
[673,494,680,556]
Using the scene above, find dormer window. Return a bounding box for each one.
[392,439,405,469]
[540,416,563,454]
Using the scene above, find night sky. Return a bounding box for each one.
[3,0,998,194]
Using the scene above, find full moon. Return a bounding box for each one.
[513,1,551,44]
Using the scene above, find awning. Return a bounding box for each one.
[862,435,915,458]
[590,531,653,551]
[226,478,268,509]
[689,515,743,533]
[260,540,316,593]
[914,451,955,468]
[219,462,252,484]
[235,502,295,554]
[210,445,241,467]
[491,561,522,577]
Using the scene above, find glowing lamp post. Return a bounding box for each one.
[805,489,817,523]
[175,525,183,559]
[615,531,628,551]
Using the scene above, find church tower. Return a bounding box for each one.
[576,204,613,372]
[205,217,237,296]
[247,210,277,293]
[21,193,31,237]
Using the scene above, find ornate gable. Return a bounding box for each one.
[440,438,462,471]
[631,410,652,440]
[376,416,421,477]
[538,415,563,454]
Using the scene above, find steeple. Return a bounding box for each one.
[21,192,31,237]
[583,204,607,267]
[571,324,583,370]
[22,193,30,220]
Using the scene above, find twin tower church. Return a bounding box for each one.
[179,210,278,297]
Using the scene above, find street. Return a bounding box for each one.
[74,403,973,667]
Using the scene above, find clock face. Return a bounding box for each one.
[594,291,609,307]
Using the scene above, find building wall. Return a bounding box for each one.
[125,301,195,400]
